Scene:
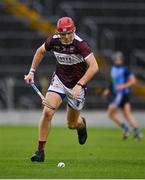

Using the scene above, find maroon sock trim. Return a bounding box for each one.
[38,141,46,151]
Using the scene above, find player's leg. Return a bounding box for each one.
[67,106,87,144]
[108,105,123,124]
[123,103,142,139]
[65,85,87,144]
[108,94,125,124]
[107,105,129,139]
[39,92,62,141]
[123,103,137,128]
[67,106,84,129]
[31,92,63,162]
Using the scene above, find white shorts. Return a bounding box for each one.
[48,74,86,110]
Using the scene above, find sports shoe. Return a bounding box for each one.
[31,150,45,162]
[77,117,87,145]
[134,129,143,140]
[122,127,130,140]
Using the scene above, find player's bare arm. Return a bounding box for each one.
[116,75,137,90]
[24,44,46,84]
[78,54,99,86]
[72,54,99,99]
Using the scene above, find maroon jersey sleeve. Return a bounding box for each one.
[44,36,53,51]
[78,41,92,59]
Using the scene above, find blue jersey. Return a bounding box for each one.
[110,65,133,95]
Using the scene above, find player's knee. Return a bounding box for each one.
[123,107,130,116]
[123,110,128,116]
[108,110,114,119]
[42,108,55,120]
[108,106,117,118]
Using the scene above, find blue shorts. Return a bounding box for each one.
[109,93,130,108]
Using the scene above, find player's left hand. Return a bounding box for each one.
[116,84,126,90]
[71,84,82,99]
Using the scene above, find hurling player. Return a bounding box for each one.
[103,52,142,140]
[24,17,99,162]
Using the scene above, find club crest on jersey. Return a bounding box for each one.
[70,46,75,52]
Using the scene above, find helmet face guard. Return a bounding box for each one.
[56,17,76,34]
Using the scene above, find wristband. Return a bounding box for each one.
[29,68,35,75]
[77,83,85,88]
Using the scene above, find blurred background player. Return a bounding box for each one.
[24,17,99,162]
[103,52,142,140]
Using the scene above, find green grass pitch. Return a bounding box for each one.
[0,126,145,179]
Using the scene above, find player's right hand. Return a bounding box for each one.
[24,73,34,84]
[102,89,110,97]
